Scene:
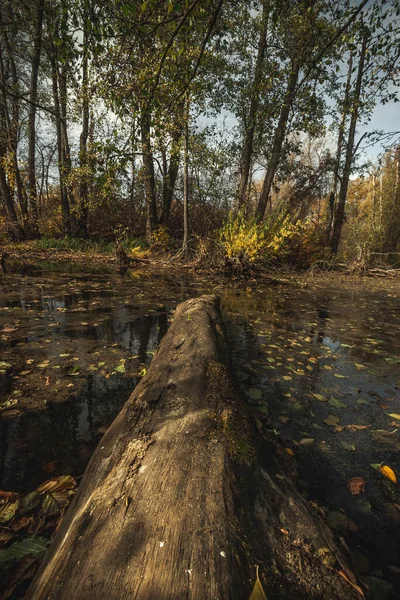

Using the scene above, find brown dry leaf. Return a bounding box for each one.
[280,528,289,535]
[42,461,56,474]
[333,426,344,433]
[285,448,294,457]
[0,491,17,503]
[11,516,32,532]
[379,465,397,483]
[351,425,371,430]
[339,570,364,597]
[377,401,390,409]
[344,425,357,432]
[348,477,365,496]
[36,475,76,495]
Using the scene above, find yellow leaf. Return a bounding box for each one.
[338,570,364,597]
[249,566,267,600]
[379,465,397,483]
[285,448,294,457]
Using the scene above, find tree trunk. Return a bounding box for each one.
[159,125,182,225]
[27,0,44,238]
[182,91,189,254]
[141,110,157,243]
[77,26,90,238]
[50,54,71,236]
[27,296,360,600]
[331,35,367,255]
[0,7,29,228]
[234,0,269,212]
[255,57,300,221]
[327,51,353,242]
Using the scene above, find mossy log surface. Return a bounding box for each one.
[27,295,359,600]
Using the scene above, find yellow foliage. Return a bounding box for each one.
[220,211,266,263]
[265,215,305,255]
[130,245,147,259]
[151,225,171,250]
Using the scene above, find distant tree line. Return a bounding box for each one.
[0,0,399,259]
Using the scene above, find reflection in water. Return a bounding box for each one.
[0,273,171,492]
[1,270,400,596]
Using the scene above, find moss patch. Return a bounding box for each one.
[206,360,256,464]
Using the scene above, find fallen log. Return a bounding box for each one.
[27,296,360,600]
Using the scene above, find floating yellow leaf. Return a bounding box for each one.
[249,566,267,600]
[387,413,400,421]
[311,392,327,402]
[338,570,364,597]
[379,465,397,483]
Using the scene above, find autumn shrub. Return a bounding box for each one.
[264,214,305,261]
[284,223,332,268]
[150,225,171,252]
[219,210,267,265]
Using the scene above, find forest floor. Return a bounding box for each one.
[2,239,400,280]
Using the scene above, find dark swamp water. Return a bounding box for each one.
[1,267,400,597]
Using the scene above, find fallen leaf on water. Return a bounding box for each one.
[312,393,327,402]
[246,389,262,401]
[387,413,400,421]
[328,397,346,408]
[280,528,289,535]
[42,461,56,474]
[341,441,356,451]
[351,424,371,430]
[370,463,381,470]
[333,426,344,433]
[334,374,347,379]
[338,570,364,597]
[344,425,357,432]
[326,511,349,532]
[249,566,267,600]
[379,465,396,483]
[348,477,365,495]
[323,415,340,426]
[299,438,314,446]
[285,448,294,457]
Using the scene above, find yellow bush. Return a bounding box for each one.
[219,211,266,263]
[151,225,171,251]
[265,215,305,256]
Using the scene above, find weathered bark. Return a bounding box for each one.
[49,50,71,236]
[27,0,45,238]
[28,296,359,600]
[182,91,189,254]
[0,13,29,223]
[331,36,367,255]
[141,110,157,243]
[0,83,24,240]
[77,25,90,238]
[159,126,182,226]
[234,0,269,212]
[255,57,300,221]
[327,51,353,241]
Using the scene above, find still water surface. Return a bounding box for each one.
[1,269,399,595]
